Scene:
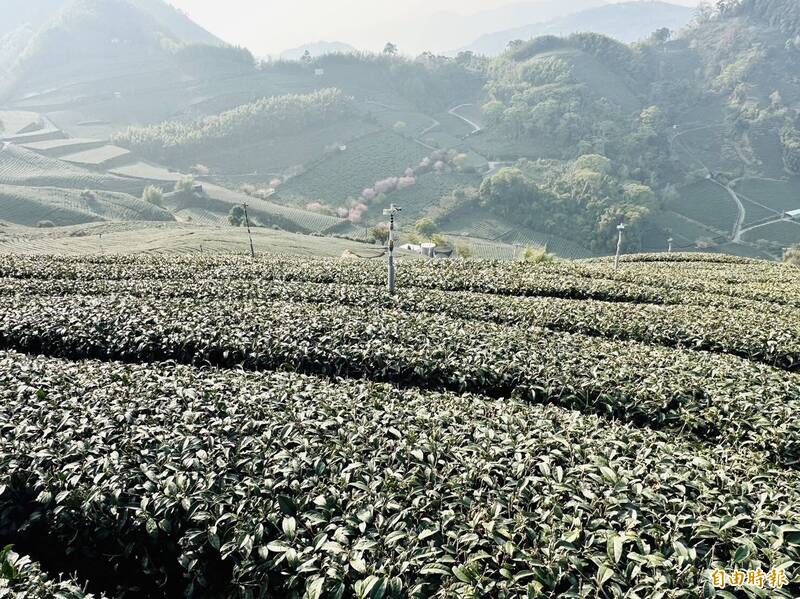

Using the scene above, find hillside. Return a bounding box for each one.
[0,0,798,259]
[462,1,694,55]
[0,252,799,597]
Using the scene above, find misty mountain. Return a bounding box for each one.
[0,0,228,98]
[462,1,695,56]
[0,0,222,48]
[346,0,609,55]
[279,41,358,62]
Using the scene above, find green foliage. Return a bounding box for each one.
[1,256,800,596]
[480,159,656,252]
[174,176,195,195]
[142,185,163,207]
[414,217,437,238]
[455,242,473,259]
[519,246,555,263]
[228,204,245,227]
[785,245,800,265]
[113,89,356,163]
[369,224,389,244]
[479,167,538,220]
[0,545,93,597]
[781,126,800,174]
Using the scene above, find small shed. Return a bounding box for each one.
[786,209,800,220]
[314,68,325,77]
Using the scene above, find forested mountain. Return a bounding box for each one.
[462,1,694,55]
[0,0,226,97]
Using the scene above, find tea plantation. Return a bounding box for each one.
[1,253,800,598]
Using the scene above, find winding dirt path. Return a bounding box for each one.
[448,104,482,134]
[670,125,746,242]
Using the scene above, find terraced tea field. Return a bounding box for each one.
[0,185,174,227]
[0,253,799,597]
[0,143,140,193]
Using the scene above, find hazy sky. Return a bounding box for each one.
[166,0,702,56]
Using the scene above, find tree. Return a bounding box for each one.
[369,224,390,245]
[573,154,612,174]
[393,121,407,133]
[479,168,539,219]
[650,28,671,44]
[430,233,447,247]
[301,50,312,65]
[175,176,195,195]
[481,100,505,126]
[142,185,164,207]
[37,220,55,228]
[383,42,398,56]
[228,205,245,226]
[415,218,437,238]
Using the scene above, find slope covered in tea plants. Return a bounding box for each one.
[0,253,799,597]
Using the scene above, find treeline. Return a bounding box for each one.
[112,88,356,163]
[258,51,486,113]
[708,0,800,37]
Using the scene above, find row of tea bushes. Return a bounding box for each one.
[0,294,798,465]
[2,254,797,309]
[1,352,798,597]
[6,276,799,370]
[0,545,98,598]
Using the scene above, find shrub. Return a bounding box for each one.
[520,246,555,263]
[414,218,437,238]
[455,242,473,259]
[36,220,55,228]
[175,176,195,195]
[142,186,164,207]
[784,245,800,266]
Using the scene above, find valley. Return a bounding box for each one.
[0,0,797,260]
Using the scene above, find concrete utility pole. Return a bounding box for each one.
[614,223,625,269]
[383,204,402,295]
[668,237,673,253]
[242,203,255,259]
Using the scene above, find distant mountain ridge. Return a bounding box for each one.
[461,1,694,56]
[0,0,222,54]
[279,41,358,61]
[343,0,609,55]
